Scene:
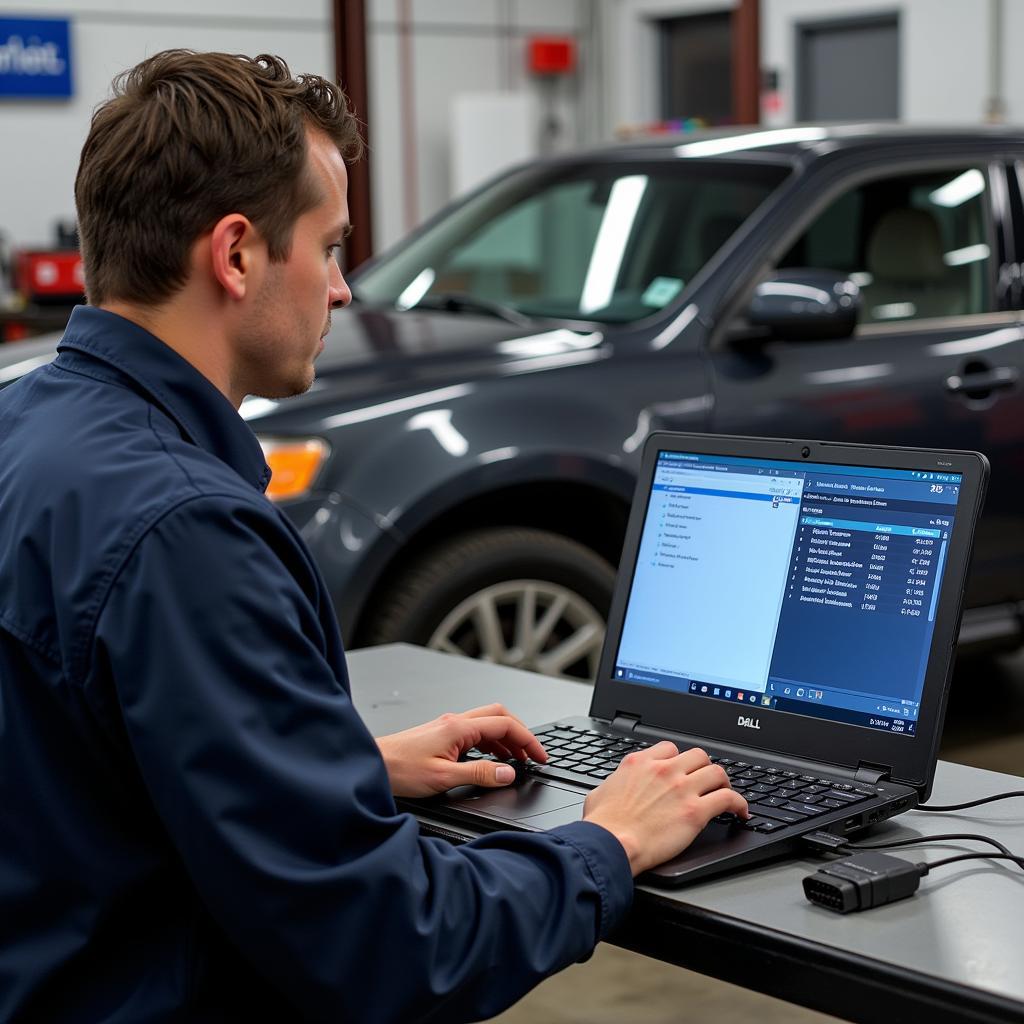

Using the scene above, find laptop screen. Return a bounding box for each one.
[613,450,963,737]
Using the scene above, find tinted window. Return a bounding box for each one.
[356,161,789,324]
[779,168,992,323]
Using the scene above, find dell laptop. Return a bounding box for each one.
[408,433,989,886]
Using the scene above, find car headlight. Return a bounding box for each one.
[257,436,331,502]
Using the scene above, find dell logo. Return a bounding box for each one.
[737,716,761,730]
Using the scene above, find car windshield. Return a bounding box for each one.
[353,159,790,324]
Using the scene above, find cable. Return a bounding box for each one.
[921,851,1024,873]
[803,829,1019,866]
[842,831,1020,867]
[917,791,1024,812]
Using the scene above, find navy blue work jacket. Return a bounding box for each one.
[0,306,632,1023]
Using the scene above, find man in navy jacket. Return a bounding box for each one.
[0,50,746,1022]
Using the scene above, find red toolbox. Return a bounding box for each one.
[16,250,84,303]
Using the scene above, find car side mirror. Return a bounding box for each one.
[747,269,860,341]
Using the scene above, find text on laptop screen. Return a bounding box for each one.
[613,451,963,736]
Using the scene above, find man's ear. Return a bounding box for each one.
[209,214,261,300]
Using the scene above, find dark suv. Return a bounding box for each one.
[6,125,1024,679]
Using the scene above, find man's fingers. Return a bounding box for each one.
[473,740,515,762]
[458,703,531,732]
[442,757,518,789]
[634,740,680,760]
[686,762,734,795]
[451,706,547,762]
[701,786,750,820]
[673,746,712,772]
[462,715,547,763]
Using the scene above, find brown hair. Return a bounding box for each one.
[75,50,364,305]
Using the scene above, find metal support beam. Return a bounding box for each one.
[333,0,374,269]
[732,0,760,126]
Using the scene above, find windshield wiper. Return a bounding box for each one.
[411,292,534,327]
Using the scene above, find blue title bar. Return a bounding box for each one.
[658,450,962,484]
[0,17,72,100]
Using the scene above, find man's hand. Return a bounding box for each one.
[583,742,749,876]
[375,703,548,798]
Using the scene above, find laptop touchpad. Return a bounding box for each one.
[448,779,585,822]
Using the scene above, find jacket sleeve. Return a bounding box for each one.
[90,494,633,1023]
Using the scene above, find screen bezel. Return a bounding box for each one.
[590,432,989,793]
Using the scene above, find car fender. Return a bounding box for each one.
[329,386,642,540]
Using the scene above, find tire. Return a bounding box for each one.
[363,527,617,681]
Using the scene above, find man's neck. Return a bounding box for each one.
[99,300,239,407]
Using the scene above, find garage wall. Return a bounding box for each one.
[366,0,595,253]
[606,0,1021,134]
[5,2,1022,261]
[760,0,991,126]
[603,0,736,133]
[0,0,332,251]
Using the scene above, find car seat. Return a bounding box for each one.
[859,207,965,322]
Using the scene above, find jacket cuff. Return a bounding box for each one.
[549,820,633,938]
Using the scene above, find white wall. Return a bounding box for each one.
[605,0,1021,137]
[761,0,991,126]
[0,0,332,250]
[366,0,591,252]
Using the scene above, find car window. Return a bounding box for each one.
[778,168,992,324]
[355,161,789,324]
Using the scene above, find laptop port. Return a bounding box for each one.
[843,815,861,831]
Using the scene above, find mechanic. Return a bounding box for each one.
[0,50,747,1022]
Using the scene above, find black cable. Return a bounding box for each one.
[841,831,1019,865]
[917,791,1024,812]
[921,851,1024,873]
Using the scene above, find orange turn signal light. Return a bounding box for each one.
[259,437,330,502]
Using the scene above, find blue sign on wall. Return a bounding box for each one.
[0,17,73,99]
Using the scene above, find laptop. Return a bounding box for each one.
[407,433,989,886]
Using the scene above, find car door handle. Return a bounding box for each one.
[945,366,1019,395]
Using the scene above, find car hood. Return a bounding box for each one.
[318,304,605,371]
[240,305,611,425]
[0,308,610,416]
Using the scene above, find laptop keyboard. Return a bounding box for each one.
[468,724,878,835]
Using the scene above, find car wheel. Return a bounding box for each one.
[363,527,616,681]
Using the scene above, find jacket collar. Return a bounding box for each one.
[56,305,271,492]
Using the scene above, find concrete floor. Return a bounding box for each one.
[490,649,1024,1024]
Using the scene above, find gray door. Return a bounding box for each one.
[798,16,899,121]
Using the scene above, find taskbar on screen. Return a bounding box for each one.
[613,665,918,735]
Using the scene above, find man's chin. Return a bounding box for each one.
[251,372,315,401]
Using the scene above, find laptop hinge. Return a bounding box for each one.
[855,761,891,785]
[612,713,641,734]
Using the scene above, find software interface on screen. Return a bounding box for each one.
[613,451,963,735]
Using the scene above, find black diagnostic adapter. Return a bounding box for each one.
[803,853,922,913]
